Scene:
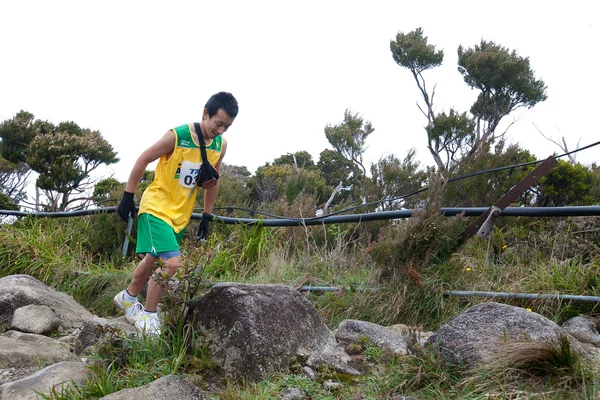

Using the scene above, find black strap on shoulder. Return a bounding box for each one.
[193,122,209,163]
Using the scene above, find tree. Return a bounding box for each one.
[443,141,536,207]
[391,29,547,176]
[0,110,37,164]
[210,163,252,211]
[426,110,476,173]
[273,151,316,170]
[324,109,373,195]
[531,160,597,207]
[93,177,123,207]
[317,149,352,188]
[0,156,30,210]
[248,164,328,207]
[0,111,37,210]
[368,149,428,210]
[391,28,453,173]
[458,40,547,153]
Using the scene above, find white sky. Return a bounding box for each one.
[1,1,598,185]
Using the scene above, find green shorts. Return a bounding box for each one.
[136,213,186,259]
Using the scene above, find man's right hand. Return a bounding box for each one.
[117,191,137,222]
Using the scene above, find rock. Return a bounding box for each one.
[388,324,434,347]
[101,375,210,399]
[336,319,407,355]
[11,305,60,335]
[306,353,362,376]
[426,302,586,367]
[323,380,340,391]
[186,283,337,381]
[0,275,93,331]
[74,316,137,355]
[302,366,317,380]
[0,361,88,400]
[562,316,600,346]
[280,387,306,400]
[0,331,74,368]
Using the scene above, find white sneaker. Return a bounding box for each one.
[135,313,161,336]
[113,290,144,323]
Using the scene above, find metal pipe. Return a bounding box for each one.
[199,206,600,226]
[1,206,599,225]
[444,290,600,303]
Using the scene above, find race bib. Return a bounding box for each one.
[178,160,201,188]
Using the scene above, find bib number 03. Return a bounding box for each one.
[179,160,201,188]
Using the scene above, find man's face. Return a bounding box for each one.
[203,108,234,139]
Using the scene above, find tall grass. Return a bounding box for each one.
[2,214,600,399]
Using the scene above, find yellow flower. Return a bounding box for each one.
[502,245,507,250]
[526,308,532,312]
[465,267,472,272]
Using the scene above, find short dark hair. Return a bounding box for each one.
[205,92,239,119]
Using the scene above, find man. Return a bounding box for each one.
[114,91,238,335]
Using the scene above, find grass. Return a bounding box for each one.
[1,215,600,399]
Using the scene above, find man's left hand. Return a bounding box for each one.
[197,212,213,240]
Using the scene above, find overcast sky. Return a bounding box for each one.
[1,1,598,185]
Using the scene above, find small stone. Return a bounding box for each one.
[280,387,306,400]
[302,366,317,380]
[323,380,341,391]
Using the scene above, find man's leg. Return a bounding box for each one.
[126,254,160,297]
[144,255,181,312]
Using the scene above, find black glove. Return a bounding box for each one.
[196,212,212,240]
[117,191,137,222]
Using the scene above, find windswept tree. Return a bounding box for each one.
[458,40,547,153]
[0,111,119,212]
[27,120,119,211]
[324,109,373,196]
[391,28,547,176]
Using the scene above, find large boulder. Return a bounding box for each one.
[185,283,338,380]
[426,302,585,367]
[101,375,210,400]
[0,331,75,368]
[0,275,93,330]
[0,361,89,400]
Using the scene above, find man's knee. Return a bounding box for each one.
[161,257,181,276]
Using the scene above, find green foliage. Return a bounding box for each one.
[368,149,428,210]
[458,40,547,146]
[0,110,36,164]
[532,160,597,206]
[324,109,373,195]
[317,149,352,188]
[458,40,547,108]
[443,141,537,207]
[213,163,252,210]
[0,157,30,207]
[426,109,476,172]
[273,151,316,170]
[371,204,468,283]
[0,111,119,211]
[28,121,119,195]
[0,192,19,211]
[248,163,328,206]
[93,177,123,206]
[390,27,444,73]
